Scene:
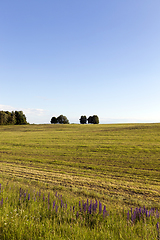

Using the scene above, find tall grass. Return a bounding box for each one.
[0,182,159,239]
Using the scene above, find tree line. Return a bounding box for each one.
[50,115,99,124]
[0,111,99,125]
[0,111,28,125]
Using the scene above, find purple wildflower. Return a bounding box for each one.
[149,210,151,217]
[83,203,87,212]
[56,205,58,213]
[24,193,26,201]
[131,214,134,222]
[53,200,55,209]
[28,194,30,201]
[88,204,92,214]
[93,202,97,213]
[79,201,81,211]
[99,201,102,214]
[103,205,107,218]
[61,199,63,208]
[127,210,130,220]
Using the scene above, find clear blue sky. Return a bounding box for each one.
[0,0,160,124]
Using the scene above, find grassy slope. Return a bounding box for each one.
[0,123,160,209]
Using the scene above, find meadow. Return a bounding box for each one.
[0,123,160,239]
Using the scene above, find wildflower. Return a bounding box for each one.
[83,203,86,212]
[99,201,102,214]
[103,205,107,218]
[56,205,58,213]
[88,204,92,214]
[61,199,63,208]
[127,210,130,220]
[28,194,30,201]
[53,200,55,209]
[24,193,26,201]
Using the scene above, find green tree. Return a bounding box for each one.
[88,115,99,124]
[50,116,57,124]
[57,115,69,124]
[88,116,93,124]
[5,111,16,125]
[15,111,27,125]
[79,116,87,124]
[0,111,8,125]
[92,115,99,124]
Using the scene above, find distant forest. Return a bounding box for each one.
[0,111,28,125]
[0,111,99,125]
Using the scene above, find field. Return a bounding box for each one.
[0,123,160,239]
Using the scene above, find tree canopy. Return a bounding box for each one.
[50,115,69,124]
[0,111,28,125]
[80,115,99,124]
[79,115,87,124]
[88,115,99,124]
[50,117,57,124]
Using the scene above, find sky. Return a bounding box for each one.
[0,0,160,124]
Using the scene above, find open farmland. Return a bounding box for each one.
[0,123,160,239]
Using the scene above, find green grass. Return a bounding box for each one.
[0,123,160,239]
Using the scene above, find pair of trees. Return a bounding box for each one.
[50,115,69,124]
[79,115,99,124]
[0,111,28,125]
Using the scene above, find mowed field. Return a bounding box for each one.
[0,123,160,210]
